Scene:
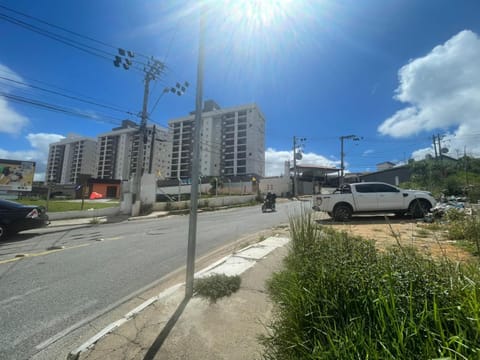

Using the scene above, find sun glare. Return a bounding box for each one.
[223,0,294,29]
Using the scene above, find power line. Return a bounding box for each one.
[0,13,115,63]
[0,75,135,116]
[0,3,152,60]
[0,67,134,112]
[0,92,124,125]
[0,11,145,73]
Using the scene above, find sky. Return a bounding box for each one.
[0,0,479,181]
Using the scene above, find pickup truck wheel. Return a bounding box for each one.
[409,199,431,218]
[333,204,352,222]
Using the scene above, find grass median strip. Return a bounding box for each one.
[261,213,480,359]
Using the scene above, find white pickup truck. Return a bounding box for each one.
[312,182,436,221]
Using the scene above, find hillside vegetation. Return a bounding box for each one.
[401,156,480,202]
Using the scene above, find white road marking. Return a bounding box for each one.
[0,286,47,307]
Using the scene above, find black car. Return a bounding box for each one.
[0,199,49,240]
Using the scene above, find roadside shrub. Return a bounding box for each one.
[194,273,241,303]
[445,208,466,222]
[261,215,480,360]
[447,211,480,255]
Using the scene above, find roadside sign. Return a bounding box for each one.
[0,159,36,192]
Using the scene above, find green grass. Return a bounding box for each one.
[16,199,118,212]
[261,213,480,360]
[194,273,241,303]
[446,211,480,255]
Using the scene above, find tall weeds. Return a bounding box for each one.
[262,214,480,359]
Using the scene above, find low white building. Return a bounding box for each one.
[259,161,291,197]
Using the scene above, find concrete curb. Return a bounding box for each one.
[67,236,289,360]
[127,211,170,221]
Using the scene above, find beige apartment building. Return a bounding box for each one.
[96,120,170,181]
[167,100,265,180]
[45,134,97,184]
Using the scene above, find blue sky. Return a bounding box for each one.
[1,0,479,180]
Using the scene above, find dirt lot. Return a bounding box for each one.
[314,213,475,263]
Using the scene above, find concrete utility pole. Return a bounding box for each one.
[131,60,165,216]
[292,136,297,197]
[113,49,165,216]
[437,134,444,163]
[185,4,206,299]
[292,136,306,197]
[339,134,360,187]
[432,135,438,159]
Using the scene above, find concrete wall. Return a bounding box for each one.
[152,194,256,211]
[259,177,290,197]
[49,194,256,219]
[158,181,255,197]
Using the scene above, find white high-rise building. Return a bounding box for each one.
[45,134,97,184]
[167,100,265,179]
[96,120,170,180]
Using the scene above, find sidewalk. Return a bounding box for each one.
[69,236,290,360]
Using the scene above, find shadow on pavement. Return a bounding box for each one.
[0,233,37,244]
[106,214,131,223]
[143,296,190,360]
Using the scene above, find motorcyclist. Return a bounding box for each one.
[265,192,276,207]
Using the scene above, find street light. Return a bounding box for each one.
[339,134,361,187]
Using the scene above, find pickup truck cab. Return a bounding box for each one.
[312,182,436,221]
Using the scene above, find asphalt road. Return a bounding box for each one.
[0,201,306,360]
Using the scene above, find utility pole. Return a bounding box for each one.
[185,4,205,299]
[292,136,297,197]
[339,134,360,187]
[432,135,438,159]
[437,134,443,164]
[292,136,306,197]
[113,49,165,216]
[132,59,165,216]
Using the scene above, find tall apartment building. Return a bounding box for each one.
[167,100,265,179]
[45,134,97,184]
[96,120,170,180]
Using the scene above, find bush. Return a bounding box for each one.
[261,215,480,360]
[447,211,480,255]
[194,273,241,303]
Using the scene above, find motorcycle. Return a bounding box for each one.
[261,196,276,213]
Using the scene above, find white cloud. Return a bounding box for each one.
[0,63,29,135]
[0,97,29,135]
[363,149,374,156]
[0,133,64,181]
[378,30,480,157]
[411,146,434,161]
[0,63,24,86]
[265,148,339,177]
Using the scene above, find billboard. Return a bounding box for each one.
[0,159,36,192]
